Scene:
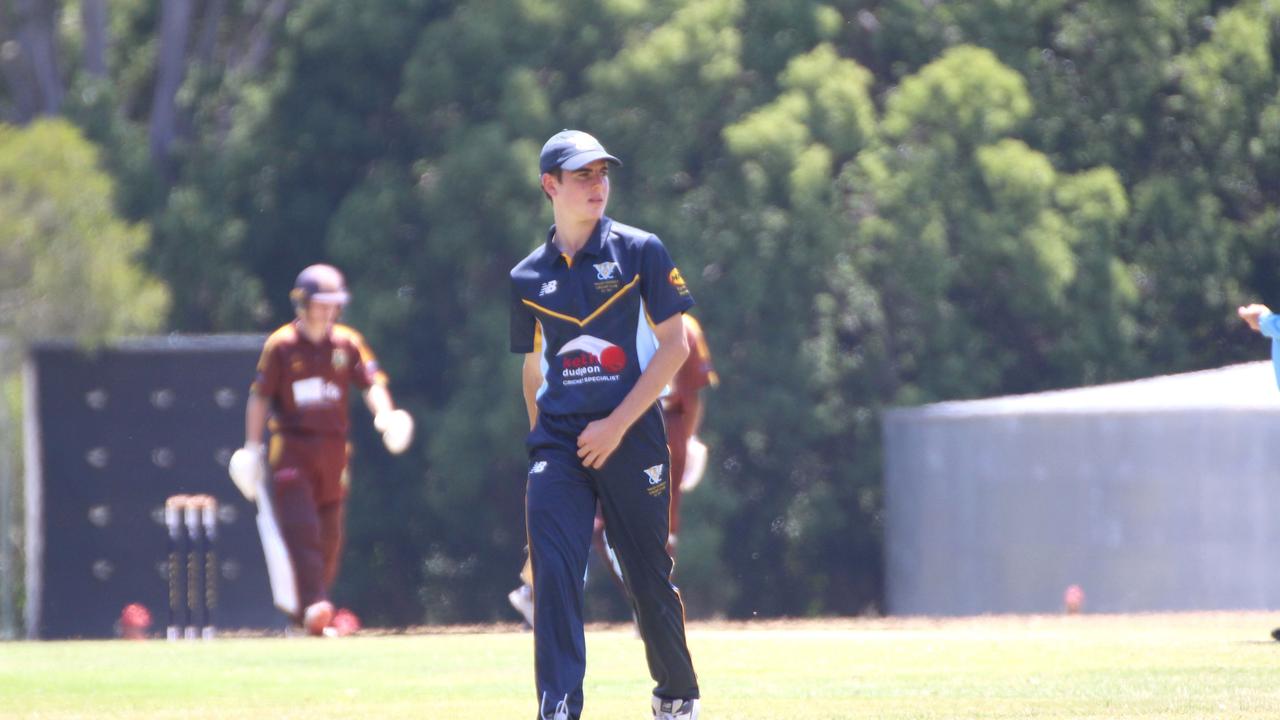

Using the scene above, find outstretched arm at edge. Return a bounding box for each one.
[1241,304,1280,390]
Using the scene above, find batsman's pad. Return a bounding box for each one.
[252,475,299,616]
[227,446,263,501]
[681,435,708,492]
[375,409,414,455]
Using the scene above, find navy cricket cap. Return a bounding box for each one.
[539,130,622,174]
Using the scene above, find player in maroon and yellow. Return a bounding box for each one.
[228,264,413,635]
[659,313,717,556]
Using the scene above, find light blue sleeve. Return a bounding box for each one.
[1261,313,1280,389]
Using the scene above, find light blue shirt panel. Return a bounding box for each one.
[1260,312,1280,389]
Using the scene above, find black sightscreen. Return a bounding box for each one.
[30,336,286,639]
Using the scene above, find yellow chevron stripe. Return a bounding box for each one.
[521,302,580,325]
[521,275,640,327]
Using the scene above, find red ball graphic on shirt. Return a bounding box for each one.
[600,345,627,373]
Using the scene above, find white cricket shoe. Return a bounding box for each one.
[652,696,699,719]
[508,584,535,628]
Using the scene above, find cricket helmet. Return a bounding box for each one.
[290,264,349,311]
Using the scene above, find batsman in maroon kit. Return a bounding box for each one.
[228,264,414,635]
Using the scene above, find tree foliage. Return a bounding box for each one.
[4,0,1280,622]
[0,118,168,346]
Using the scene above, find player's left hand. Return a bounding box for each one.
[577,417,625,469]
[228,444,264,501]
[681,435,708,492]
[374,409,414,455]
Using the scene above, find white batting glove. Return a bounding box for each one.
[680,435,708,492]
[228,443,264,501]
[374,409,414,455]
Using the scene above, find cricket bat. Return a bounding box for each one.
[253,475,299,616]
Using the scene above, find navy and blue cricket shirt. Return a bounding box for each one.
[510,216,694,416]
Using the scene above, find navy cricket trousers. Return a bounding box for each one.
[525,406,699,719]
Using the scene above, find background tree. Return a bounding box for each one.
[0,118,169,344]
[3,0,1280,623]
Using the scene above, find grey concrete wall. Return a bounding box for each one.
[884,409,1280,615]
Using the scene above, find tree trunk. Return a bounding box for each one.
[79,0,108,78]
[0,341,18,641]
[150,0,194,173]
[8,0,63,118]
[0,31,39,123]
[194,0,226,66]
[235,0,292,76]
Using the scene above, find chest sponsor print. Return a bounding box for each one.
[291,376,342,406]
[556,335,626,386]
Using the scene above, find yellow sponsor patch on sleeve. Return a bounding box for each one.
[669,267,690,295]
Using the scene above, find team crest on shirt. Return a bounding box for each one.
[593,261,619,280]
[643,464,664,485]
[332,348,348,370]
[593,261,621,293]
[644,464,666,496]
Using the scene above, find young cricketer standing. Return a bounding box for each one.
[510,130,701,720]
[228,264,414,635]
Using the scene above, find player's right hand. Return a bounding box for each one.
[1239,303,1271,332]
[228,443,264,501]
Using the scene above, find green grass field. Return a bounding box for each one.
[2,613,1279,719]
